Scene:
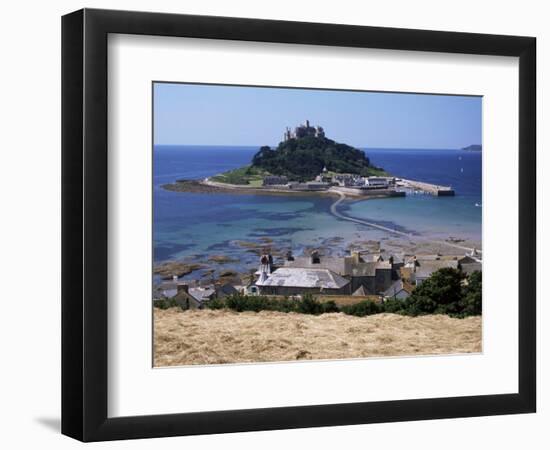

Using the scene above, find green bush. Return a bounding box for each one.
[382,298,407,314]
[458,270,482,316]
[393,269,482,318]
[296,294,324,315]
[205,297,226,310]
[225,294,275,312]
[322,300,340,313]
[154,297,182,310]
[341,300,382,317]
[206,293,329,315]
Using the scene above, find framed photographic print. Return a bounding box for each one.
[62,8,536,441]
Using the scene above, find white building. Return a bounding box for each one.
[365,177,391,188]
[255,267,350,296]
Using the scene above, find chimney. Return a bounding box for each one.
[172,275,178,283]
[351,251,361,264]
[311,250,321,264]
[260,253,272,275]
[177,284,189,294]
[259,270,268,283]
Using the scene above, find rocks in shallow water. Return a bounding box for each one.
[208,255,238,264]
[234,240,261,249]
[153,261,206,280]
[234,240,270,256]
[219,269,238,278]
[347,239,381,253]
[446,236,465,243]
[217,274,243,286]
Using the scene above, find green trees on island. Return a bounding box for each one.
[251,135,385,181]
[209,134,388,184]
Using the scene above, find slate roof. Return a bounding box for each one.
[347,260,391,277]
[415,254,443,261]
[352,285,369,296]
[383,279,414,297]
[284,256,346,275]
[256,268,350,289]
[361,253,383,263]
[458,255,480,265]
[349,261,377,277]
[188,287,216,302]
[154,282,178,299]
[215,284,239,297]
[415,260,459,279]
[388,253,405,265]
[460,262,482,275]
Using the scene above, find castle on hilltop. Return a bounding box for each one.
[283,120,325,141]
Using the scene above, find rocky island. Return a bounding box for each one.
[163,120,454,199]
[163,120,403,198]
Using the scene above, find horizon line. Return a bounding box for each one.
[153,144,481,150]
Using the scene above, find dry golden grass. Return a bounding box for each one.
[316,295,382,306]
[154,308,482,367]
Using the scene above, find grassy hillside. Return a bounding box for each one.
[209,165,270,186]
[154,309,481,366]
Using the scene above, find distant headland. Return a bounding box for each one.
[461,144,482,152]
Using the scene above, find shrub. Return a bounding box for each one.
[205,297,226,310]
[401,295,438,316]
[382,298,407,314]
[322,300,340,313]
[459,270,482,316]
[411,268,464,307]
[206,293,333,315]
[154,297,181,310]
[341,300,382,317]
[296,294,325,315]
[276,297,301,313]
[224,294,274,312]
[400,268,482,317]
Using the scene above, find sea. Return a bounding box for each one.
[153,145,482,275]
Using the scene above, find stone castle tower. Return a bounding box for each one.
[283,120,326,141]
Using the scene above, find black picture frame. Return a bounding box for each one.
[62,8,536,442]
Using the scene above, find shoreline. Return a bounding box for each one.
[162,178,406,199]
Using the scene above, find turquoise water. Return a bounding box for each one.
[153,146,481,268]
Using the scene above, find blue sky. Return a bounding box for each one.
[153,83,481,149]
